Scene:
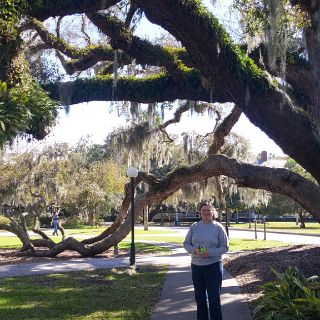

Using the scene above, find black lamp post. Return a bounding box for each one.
[127,167,138,267]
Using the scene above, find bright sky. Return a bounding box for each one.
[14,0,285,157]
[38,102,285,157]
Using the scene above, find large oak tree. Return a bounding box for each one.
[0,0,320,257]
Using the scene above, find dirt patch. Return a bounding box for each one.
[224,245,320,310]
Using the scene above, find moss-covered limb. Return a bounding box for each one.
[24,18,113,60]
[28,42,51,54]
[136,0,320,183]
[86,13,197,86]
[24,17,134,75]
[25,16,192,76]
[0,0,26,84]
[245,44,311,72]
[45,71,212,105]
[55,48,130,76]
[247,45,317,111]
[137,0,272,93]
[0,36,22,83]
[27,0,120,21]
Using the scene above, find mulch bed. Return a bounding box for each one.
[224,245,320,311]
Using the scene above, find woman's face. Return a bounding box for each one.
[200,204,214,223]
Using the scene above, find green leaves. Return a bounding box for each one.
[0,0,27,21]
[254,266,320,320]
[0,80,59,145]
[0,0,27,40]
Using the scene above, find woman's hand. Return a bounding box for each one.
[198,251,209,257]
[194,248,209,257]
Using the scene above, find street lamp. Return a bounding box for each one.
[127,167,139,267]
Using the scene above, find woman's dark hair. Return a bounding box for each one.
[199,200,219,220]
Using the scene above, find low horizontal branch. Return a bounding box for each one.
[44,72,212,105]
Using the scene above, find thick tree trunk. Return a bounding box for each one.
[88,211,95,226]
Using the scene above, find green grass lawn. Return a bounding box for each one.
[63,228,177,240]
[123,234,290,252]
[119,242,172,254]
[230,221,320,234]
[0,224,291,253]
[0,266,166,320]
[128,235,185,244]
[66,228,177,236]
[229,238,289,251]
[0,236,172,255]
[0,236,62,249]
[0,236,26,248]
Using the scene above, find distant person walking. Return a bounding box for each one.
[51,209,60,236]
[183,200,229,320]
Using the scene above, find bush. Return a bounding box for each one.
[39,213,52,228]
[63,216,85,228]
[254,267,320,320]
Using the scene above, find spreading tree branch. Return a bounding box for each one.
[24,18,132,75]
[86,12,196,87]
[125,2,139,27]
[44,72,208,105]
[13,154,320,257]
[208,106,242,155]
[135,0,320,182]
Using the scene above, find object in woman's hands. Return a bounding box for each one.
[198,245,208,253]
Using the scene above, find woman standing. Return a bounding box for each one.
[183,200,229,320]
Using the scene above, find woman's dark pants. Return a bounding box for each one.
[191,261,223,320]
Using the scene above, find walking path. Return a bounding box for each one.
[0,247,251,320]
[150,248,251,320]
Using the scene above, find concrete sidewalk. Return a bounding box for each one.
[0,247,251,320]
[150,250,251,320]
